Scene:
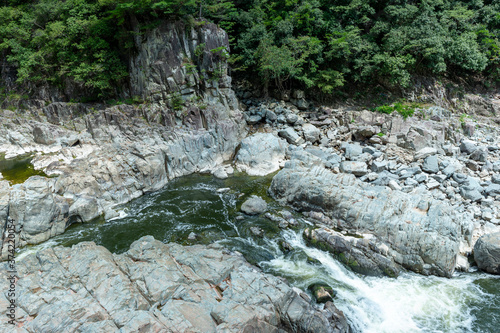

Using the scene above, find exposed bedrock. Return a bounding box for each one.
[0,236,350,333]
[269,150,474,277]
[0,103,245,259]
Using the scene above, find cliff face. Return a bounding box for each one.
[0,21,246,258]
[128,20,238,111]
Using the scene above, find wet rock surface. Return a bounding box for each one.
[0,236,350,333]
[241,195,268,215]
[0,102,245,258]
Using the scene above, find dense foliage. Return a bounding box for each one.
[0,0,499,100]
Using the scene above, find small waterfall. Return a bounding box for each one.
[261,230,500,333]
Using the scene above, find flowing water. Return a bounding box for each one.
[17,173,500,333]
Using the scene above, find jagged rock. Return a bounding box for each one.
[415,173,428,183]
[32,126,56,145]
[302,123,321,143]
[388,180,402,191]
[353,126,378,140]
[293,90,305,99]
[344,143,363,160]
[304,228,401,277]
[371,160,387,173]
[269,152,473,277]
[129,21,238,110]
[460,140,478,155]
[484,184,500,197]
[452,173,468,184]
[0,237,350,332]
[7,176,69,247]
[286,112,299,124]
[460,187,483,202]
[279,127,305,145]
[414,147,437,160]
[213,166,229,179]
[235,133,287,176]
[250,226,264,237]
[340,161,368,176]
[245,114,262,125]
[265,109,277,122]
[294,98,309,110]
[308,283,336,303]
[240,195,267,215]
[470,148,488,162]
[474,232,500,274]
[68,195,99,223]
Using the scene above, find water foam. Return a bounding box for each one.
[263,230,496,333]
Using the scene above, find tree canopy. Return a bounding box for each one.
[0,0,498,100]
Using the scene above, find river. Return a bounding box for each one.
[17,173,500,333]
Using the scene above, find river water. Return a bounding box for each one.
[18,173,500,333]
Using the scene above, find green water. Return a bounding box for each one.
[17,173,500,333]
[0,153,48,184]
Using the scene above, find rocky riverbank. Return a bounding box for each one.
[0,236,349,332]
[0,21,247,259]
[235,93,500,276]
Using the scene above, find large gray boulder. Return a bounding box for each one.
[240,195,267,215]
[474,232,500,274]
[269,151,473,277]
[422,155,439,173]
[302,123,321,143]
[0,236,350,332]
[236,133,287,176]
[8,176,69,246]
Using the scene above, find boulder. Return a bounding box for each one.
[240,195,267,215]
[8,176,69,246]
[308,283,336,303]
[344,143,363,160]
[422,155,439,173]
[235,133,287,176]
[33,126,56,145]
[460,140,477,155]
[302,123,321,143]
[474,232,500,274]
[278,127,305,145]
[340,161,368,176]
[414,147,437,161]
[285,112,299,124]
[470,148,488,162]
